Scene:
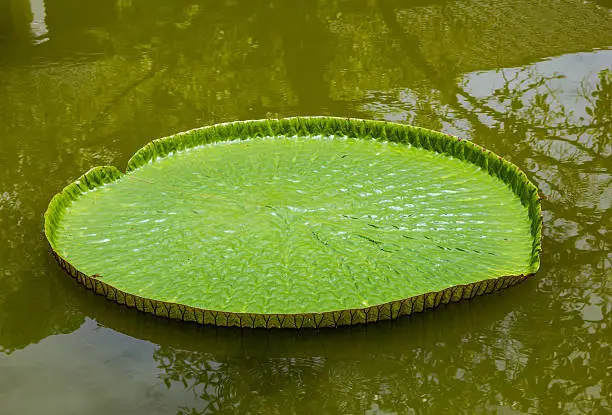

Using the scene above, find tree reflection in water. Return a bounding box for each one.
[0,0,609,412]
[147,63,610,414]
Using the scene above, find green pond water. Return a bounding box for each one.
[0,0,610,413]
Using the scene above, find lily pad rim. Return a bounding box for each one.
[44,116,543,327]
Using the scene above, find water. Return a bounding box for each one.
[0,0,610,413]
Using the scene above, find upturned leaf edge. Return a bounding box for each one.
[44,117,543,328]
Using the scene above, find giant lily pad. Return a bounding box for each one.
[44,117,542,328]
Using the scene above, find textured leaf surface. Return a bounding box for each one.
[45,118,541,326]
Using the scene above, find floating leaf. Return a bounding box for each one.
[44,117,542,328]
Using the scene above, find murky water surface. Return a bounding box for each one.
[0,1,610,413]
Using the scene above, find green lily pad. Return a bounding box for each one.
[44,117,542,328]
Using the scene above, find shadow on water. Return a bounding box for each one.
[0,0,610,413]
